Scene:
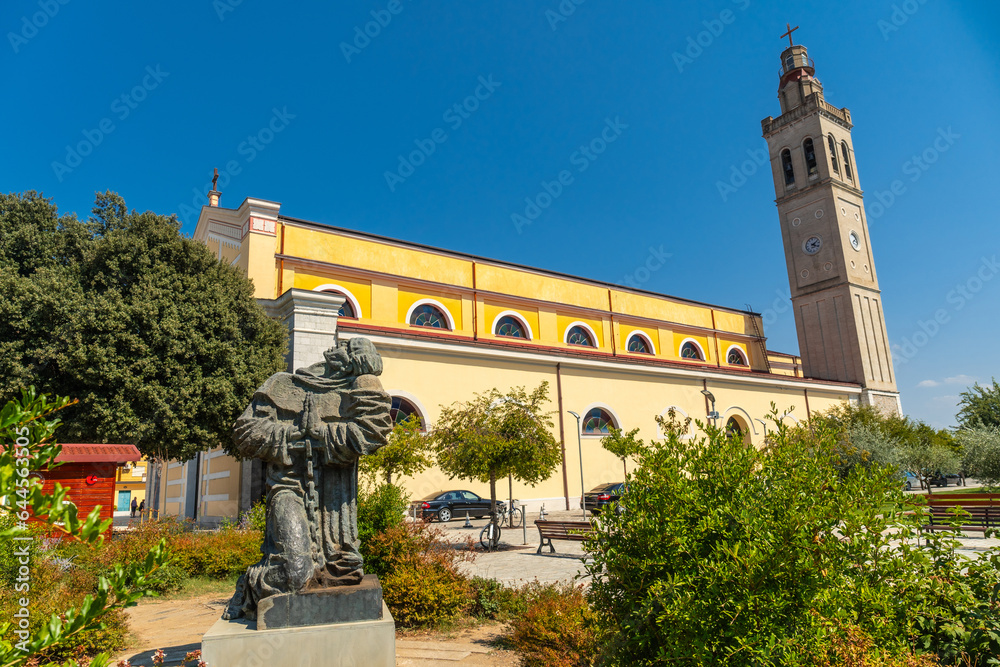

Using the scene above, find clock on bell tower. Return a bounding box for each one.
[761,28,901,414]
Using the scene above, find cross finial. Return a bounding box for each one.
[211,167,219,191]
[780,22,799,47]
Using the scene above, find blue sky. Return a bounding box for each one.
[3,1,998,428]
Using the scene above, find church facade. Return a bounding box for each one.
[150,38,898,523]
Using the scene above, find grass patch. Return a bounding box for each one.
[138,574,239,603]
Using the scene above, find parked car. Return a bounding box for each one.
[929,472,965,488]
[582,482,625,515]
[902,472,921,491]
[413,490,503,522]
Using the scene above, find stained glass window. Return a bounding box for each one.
[567,325,594,347]
[390,396,423,429]
[582,408,615,435]
[627,334,651,354]
[680,341,703,360]
[727,348,747,365]
[410,304,448,329]
[495,315,526,339]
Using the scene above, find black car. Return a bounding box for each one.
[929,472,965,488]
[414,490,502,522]
[583,482,625,515]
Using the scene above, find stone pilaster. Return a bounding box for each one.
[260,288,345,372]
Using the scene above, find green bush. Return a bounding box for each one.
[503,582,595,667]
[366,523,470,627]
[145,563,187,595]
[239,498,268,532]
[469,576,526,621]
[584,411,1000,666]
[358,482,410,567]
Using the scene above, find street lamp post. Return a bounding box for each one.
[567,411,586,520]
[701,389,721,425]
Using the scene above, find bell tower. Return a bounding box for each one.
[761,27,901,414]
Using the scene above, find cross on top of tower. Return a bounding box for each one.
[780,23,799,47]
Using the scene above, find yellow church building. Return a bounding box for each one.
[149,37,898,523]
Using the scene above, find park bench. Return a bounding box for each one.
[916,493,1000,536]
[534,520,594,554]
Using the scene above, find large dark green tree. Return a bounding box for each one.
[0,191,286,460]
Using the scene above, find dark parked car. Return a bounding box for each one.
[414,490,503,522]
[929,472,965,488]
[583,482,625,515]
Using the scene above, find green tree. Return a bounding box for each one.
[957,378,1000,430]
[958,425,1000,489]
[0,388,167,667]
[431,383,561,542]
[600,427,644,477]
[0,191,286,461]
[360,415,432,486]
[584,411,1000,666]
[897,439,960,494]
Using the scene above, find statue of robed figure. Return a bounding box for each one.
[223,337,392,621]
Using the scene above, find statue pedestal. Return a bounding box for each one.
[258,574,385,630]
[201,601,395,667]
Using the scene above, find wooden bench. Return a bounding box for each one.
[535,520,594,554]
[914,493,1000,536]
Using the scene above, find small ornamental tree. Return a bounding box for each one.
[360,415,432,486]
[0,388,167,667]
[959,425,1000,489]
[431,383,561,541]
[600,427,644,477]
[898,440,960,495]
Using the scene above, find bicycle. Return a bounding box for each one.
[480,516,502,550]
[499,499,523,528]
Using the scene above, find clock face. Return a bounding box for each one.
[803,236,823,255]
[849,231,861,250]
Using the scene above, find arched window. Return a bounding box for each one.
[726,416,746,438]
[494,314,529,339]
[803,138,818,176]
[321,291,356,318]
[315,285,362,319]
[727,346,748,366]
[409,303,449,329]
[781,149,795,186]
[390,396,423,428]
[841,141,853,181]
[566,325,595,347]
[626,332,653,355]
[680,340,704,361]
[827,135,840,175]
[582,407,616,435]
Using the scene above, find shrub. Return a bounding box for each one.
[366,523,470,627]
[358,482,410,565]
[584,410,1000,666]
[469,576,526,621]
[145,563,187,595]
[504,582,595,667]
[239,498,268,533]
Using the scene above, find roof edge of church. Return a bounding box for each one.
[277,214,761,319]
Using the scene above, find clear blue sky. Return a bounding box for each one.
[3,1,998,428]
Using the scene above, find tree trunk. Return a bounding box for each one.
[622,458,628,478]
[489,471,497,550]
[386,470,392,486]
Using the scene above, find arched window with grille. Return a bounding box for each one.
[841,141,854,181]
[827,135,840,175]
[803,138,818,177]
[626,332,653,355]
[566,324,595,347]
[314,285,362,319]
[582,407,617,435]
[408,302,451,330]
[492,312,532,340]
[680,340,704,361]
[781,149,795,186]
[727,346,748,366]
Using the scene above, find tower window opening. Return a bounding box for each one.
[784,55,794,72]
[803,138,818,177]
[781,149,795,186]
[841,141,854,181]
[827,135,840,175]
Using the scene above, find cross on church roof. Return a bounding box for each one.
[780,23,799,47]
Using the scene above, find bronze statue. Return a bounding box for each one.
[223,337,392,621]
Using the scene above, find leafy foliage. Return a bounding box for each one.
[502,582,595,667]
[584,411,1000,666]
[958,379,1000,430]
[958,425,1000,489]
[0,191,286,460]
[0,390,168,667]
[359,415,431,486]
[600,427,645,477]
[357,482,410,572]
[431,382,562,536]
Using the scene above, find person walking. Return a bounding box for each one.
[130,497,137,518]
[138,499,145,519]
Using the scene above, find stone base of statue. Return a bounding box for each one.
[202,600,395,667]
[203,576,394,667]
